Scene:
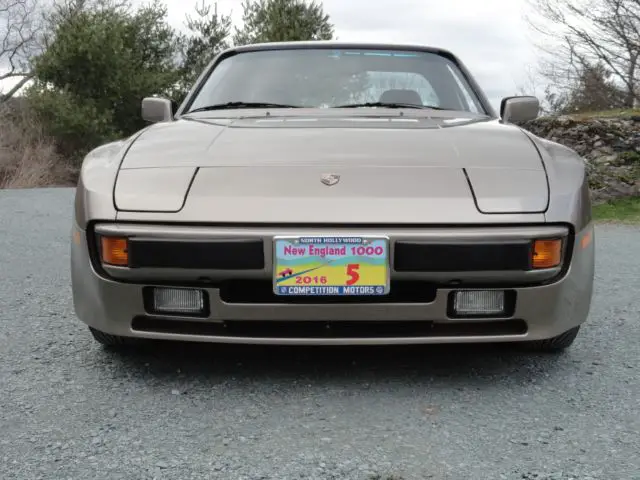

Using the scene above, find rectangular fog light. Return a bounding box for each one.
[453,290,505,316]
[152,287,205,314]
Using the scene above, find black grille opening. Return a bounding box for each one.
[131,317,528,338]
[394,241,532,272]
[127,239,264,270]
[217,279,438,304]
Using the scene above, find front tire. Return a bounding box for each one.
[521,326,581,353]
[89,326,142,348]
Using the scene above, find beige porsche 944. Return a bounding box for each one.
[70,41,595,352]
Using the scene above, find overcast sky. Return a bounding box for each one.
[1,0,542,112]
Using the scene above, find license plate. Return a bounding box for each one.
[273,236,390,296]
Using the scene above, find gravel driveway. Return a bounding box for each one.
[1,188,639,480]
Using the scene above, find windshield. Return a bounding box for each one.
[184,48,488,114]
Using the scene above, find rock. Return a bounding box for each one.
[594,154,618,164]
[518,115,640,204]
[594,146,614,155]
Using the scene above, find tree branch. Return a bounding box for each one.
[0,70,32,102]
[525,0,640,106]
[0,0,44,100]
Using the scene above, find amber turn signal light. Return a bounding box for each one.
[532,239,562,269]
[100,236,129,266]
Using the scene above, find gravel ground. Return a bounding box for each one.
[1,187,639,480]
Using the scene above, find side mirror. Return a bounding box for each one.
[141,97,173,123]
[500,96,539,123]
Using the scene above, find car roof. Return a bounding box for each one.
[226,40,458,59]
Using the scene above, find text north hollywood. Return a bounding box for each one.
[296,237,366,244]
[277,286,387,295]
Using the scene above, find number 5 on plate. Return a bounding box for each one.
[346,263,360,285]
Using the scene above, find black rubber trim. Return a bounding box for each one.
[85,221,575,287]
[218,279,437,304]
[394,241,533,272]
[127,238,265,270]
[130,317,528,338]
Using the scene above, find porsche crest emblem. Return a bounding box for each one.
[320,173,340,186]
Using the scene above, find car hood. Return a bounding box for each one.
[119,115,545,170]
[114,115,549,221]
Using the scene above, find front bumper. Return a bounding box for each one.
[71,221,595,345]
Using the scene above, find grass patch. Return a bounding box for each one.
[566,108,640,120]
[593,197,640,223]
[0,102,76,189]
[533,107,640,122]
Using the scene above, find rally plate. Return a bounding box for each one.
[273,236,390,296]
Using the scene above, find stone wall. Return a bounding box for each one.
[518,115,640,204]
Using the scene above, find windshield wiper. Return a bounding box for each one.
[333,102,446,110]
[187,101,304,113]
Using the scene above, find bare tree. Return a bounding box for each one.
[525,0,640,107]
[1,0,132,103]
[0,0,43,102]
[513,64,564,115]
